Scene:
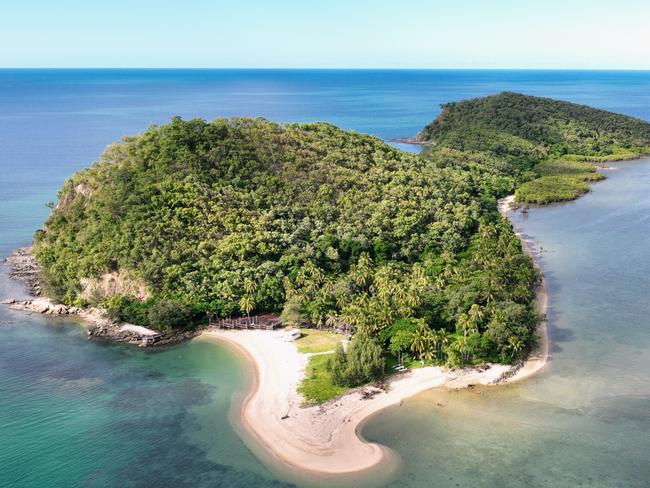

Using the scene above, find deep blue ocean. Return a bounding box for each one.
[1,70,649,487]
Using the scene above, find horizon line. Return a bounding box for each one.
[2,67,650,72]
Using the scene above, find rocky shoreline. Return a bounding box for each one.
[391,136,434,146]
[1,248,199,347]
[4,247,42,296]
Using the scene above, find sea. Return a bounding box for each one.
[1,69,649,487]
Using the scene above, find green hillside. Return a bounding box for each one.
[419,92,650,203]
[33,116,539,370]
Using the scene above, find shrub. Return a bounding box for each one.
[515,175,591,204]
[535,160,598,176]
[105,295,152,326]
[379,317,419,346]
[279,295,304,327]
[331,333,385,387]
[147,299,194,331]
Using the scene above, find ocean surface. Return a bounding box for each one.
[1,70,649,487]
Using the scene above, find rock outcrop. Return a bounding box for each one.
[2,249,198,347]
[3,247,42,296]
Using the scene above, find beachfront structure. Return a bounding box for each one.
[208,314,281,331]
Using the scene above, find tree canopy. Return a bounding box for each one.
[419,91,650,162]
[34,92,647,366]
[418,92,650,203]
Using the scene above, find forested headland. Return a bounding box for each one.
[32,93,650,384]
[418,92,650,203]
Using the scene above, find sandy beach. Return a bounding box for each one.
[202,329,511,477]
[497,195,549,382]
[201,194,550,477]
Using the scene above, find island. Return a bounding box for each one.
[4,93,650,476]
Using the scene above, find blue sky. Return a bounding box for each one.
[1,0,649,68]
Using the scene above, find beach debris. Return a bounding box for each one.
[359,387,383,400]
[374,380,390,392]
[492,357,526,384]
[475,363,491,372]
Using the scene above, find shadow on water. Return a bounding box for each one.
[548,323,576,354]
[543,271,575,355]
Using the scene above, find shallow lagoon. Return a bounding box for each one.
[364,159,650,488]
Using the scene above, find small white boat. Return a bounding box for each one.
[285,328,302,341]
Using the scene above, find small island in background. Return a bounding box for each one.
[5,92,650,476]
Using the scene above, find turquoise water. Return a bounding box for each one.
[0,305,286,486]
[1,70,649,487]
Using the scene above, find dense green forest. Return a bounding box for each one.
[34,93,649,370]
[34,114,540,367]
[419,92,650,203]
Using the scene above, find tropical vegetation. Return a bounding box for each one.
[419,92,650,203]
[329,333,385,387]
[298,353,349,405]
[33,93,650,386]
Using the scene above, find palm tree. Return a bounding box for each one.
[410,321,434,362]
[411,265,427,285]
[334,279,352,309]
[482,268,504,303]
[282,276,296,299]
[476,223,498,266]
[392,284,412,318]
[468,304,484,324]
[455,335,470,364]
[372,273,392,301]
[436,329,451,361]
[239,295,254,322]
[422,348,435,364]
[321,277,335,297]
[430,329,440,362]
[434,273,447,290]
[507,336,525,359]
[441,250,458,282]
[297,261,323,296]
[220,282,235,302]
[340,303,363,331]
[467,304,484,334]
[325,314,339,330]
[457,313,471,337]
[352,253,373,288]
[393,284,407,305]
[243,278,257,295]
[404,287,420,309]
[410,326,428,360]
